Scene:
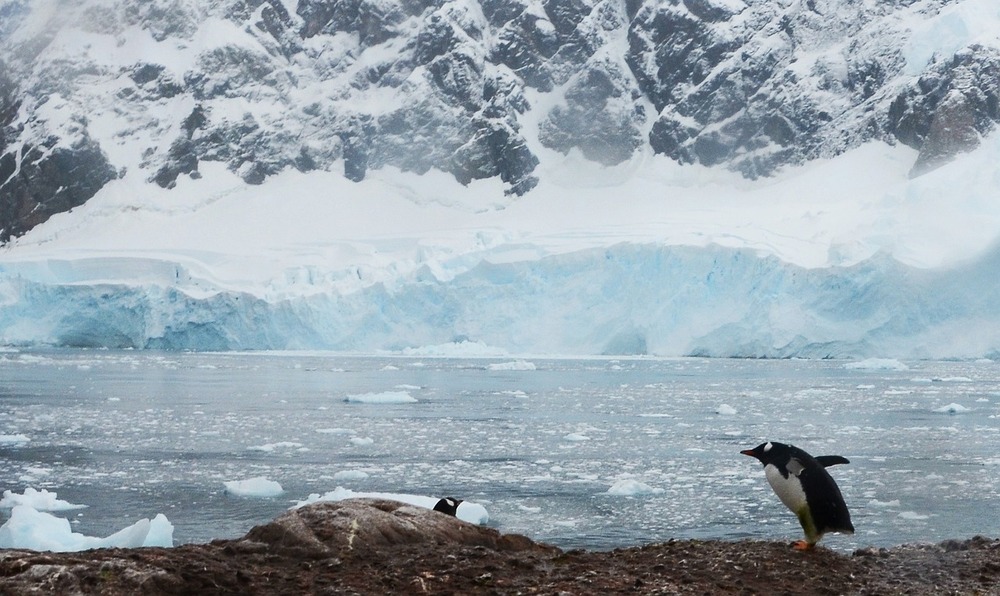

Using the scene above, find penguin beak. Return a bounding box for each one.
[740,449,758,459]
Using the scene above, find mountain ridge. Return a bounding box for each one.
[2,0,1000,242]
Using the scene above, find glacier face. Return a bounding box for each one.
[4,242,1000,359]
[3,0,1000,241]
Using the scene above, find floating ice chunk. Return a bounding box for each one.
[292,487,489,525]
[249,441,304,452]
[143,514,174,548]
[607,479,664,496]
[315,427,352,434]
[350,436,374,446]
[0,434,29,446]
[899,511,930,520]
[0,488,87,512]
[401,340,509,357]
[487,360,536,371]
[0,506,173,551]
[344,391,417,404]
[333,470,370,481]
[868,499,901,508]
[224,477,284,498]
[933,403,970,414]
[715,404,738,416]
[500,390,528,398]
[18,467,51,483]
[563,433,590,442]
[845,358,909,371]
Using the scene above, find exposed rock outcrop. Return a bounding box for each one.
[888,45,1000,177]
[243,498,546,557]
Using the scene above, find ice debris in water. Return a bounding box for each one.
[0,506,173,552]
[845,358,910,371]
[607,479,664,496]
[0,488,86,512]
[933,403,970,414]
[224,477,284,498]
[344,391,418,404]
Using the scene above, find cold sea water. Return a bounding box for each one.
[2,350,999,552]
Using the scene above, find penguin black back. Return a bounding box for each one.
[433,497,462,516]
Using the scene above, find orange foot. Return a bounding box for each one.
[792,540,815,551]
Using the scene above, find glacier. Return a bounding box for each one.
[3,241,1000,358]
[3,136,1000,359]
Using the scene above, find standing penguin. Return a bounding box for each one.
[741,441,854,549]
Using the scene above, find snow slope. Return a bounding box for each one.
[3,131,1000,358]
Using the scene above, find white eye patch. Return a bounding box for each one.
[763,442,773,452]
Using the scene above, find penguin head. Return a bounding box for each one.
[740,441,791,465]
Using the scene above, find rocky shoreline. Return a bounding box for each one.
[1,499,998,595]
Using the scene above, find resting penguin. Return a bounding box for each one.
[432,497,463,516]
[741,441,854,550]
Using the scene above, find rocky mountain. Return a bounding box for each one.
[1,0,998,243]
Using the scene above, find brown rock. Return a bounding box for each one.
[242,498,550,557]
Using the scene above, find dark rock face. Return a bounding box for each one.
[888,45,1000,177]
[3,0,1000,242]
[0,135,118,243]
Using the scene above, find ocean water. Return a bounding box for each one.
[1,350,998,552]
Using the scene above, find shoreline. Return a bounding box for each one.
[1,499,998,595]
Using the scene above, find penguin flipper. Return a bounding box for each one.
[815,455,850,467]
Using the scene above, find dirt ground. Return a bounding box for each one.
[1,500,998,595]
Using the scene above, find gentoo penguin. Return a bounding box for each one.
[741,441,854,549]
[432,497,463,516]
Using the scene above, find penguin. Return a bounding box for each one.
[741,441,854,550]
[432,497,463,516]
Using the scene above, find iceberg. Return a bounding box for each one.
[0,506,173,552]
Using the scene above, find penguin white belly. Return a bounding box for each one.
[764,463,808,513]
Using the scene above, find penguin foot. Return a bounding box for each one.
[792,540,815,551]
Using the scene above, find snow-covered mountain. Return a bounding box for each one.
[4,0,1000,239]
[2,0,1000,357]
